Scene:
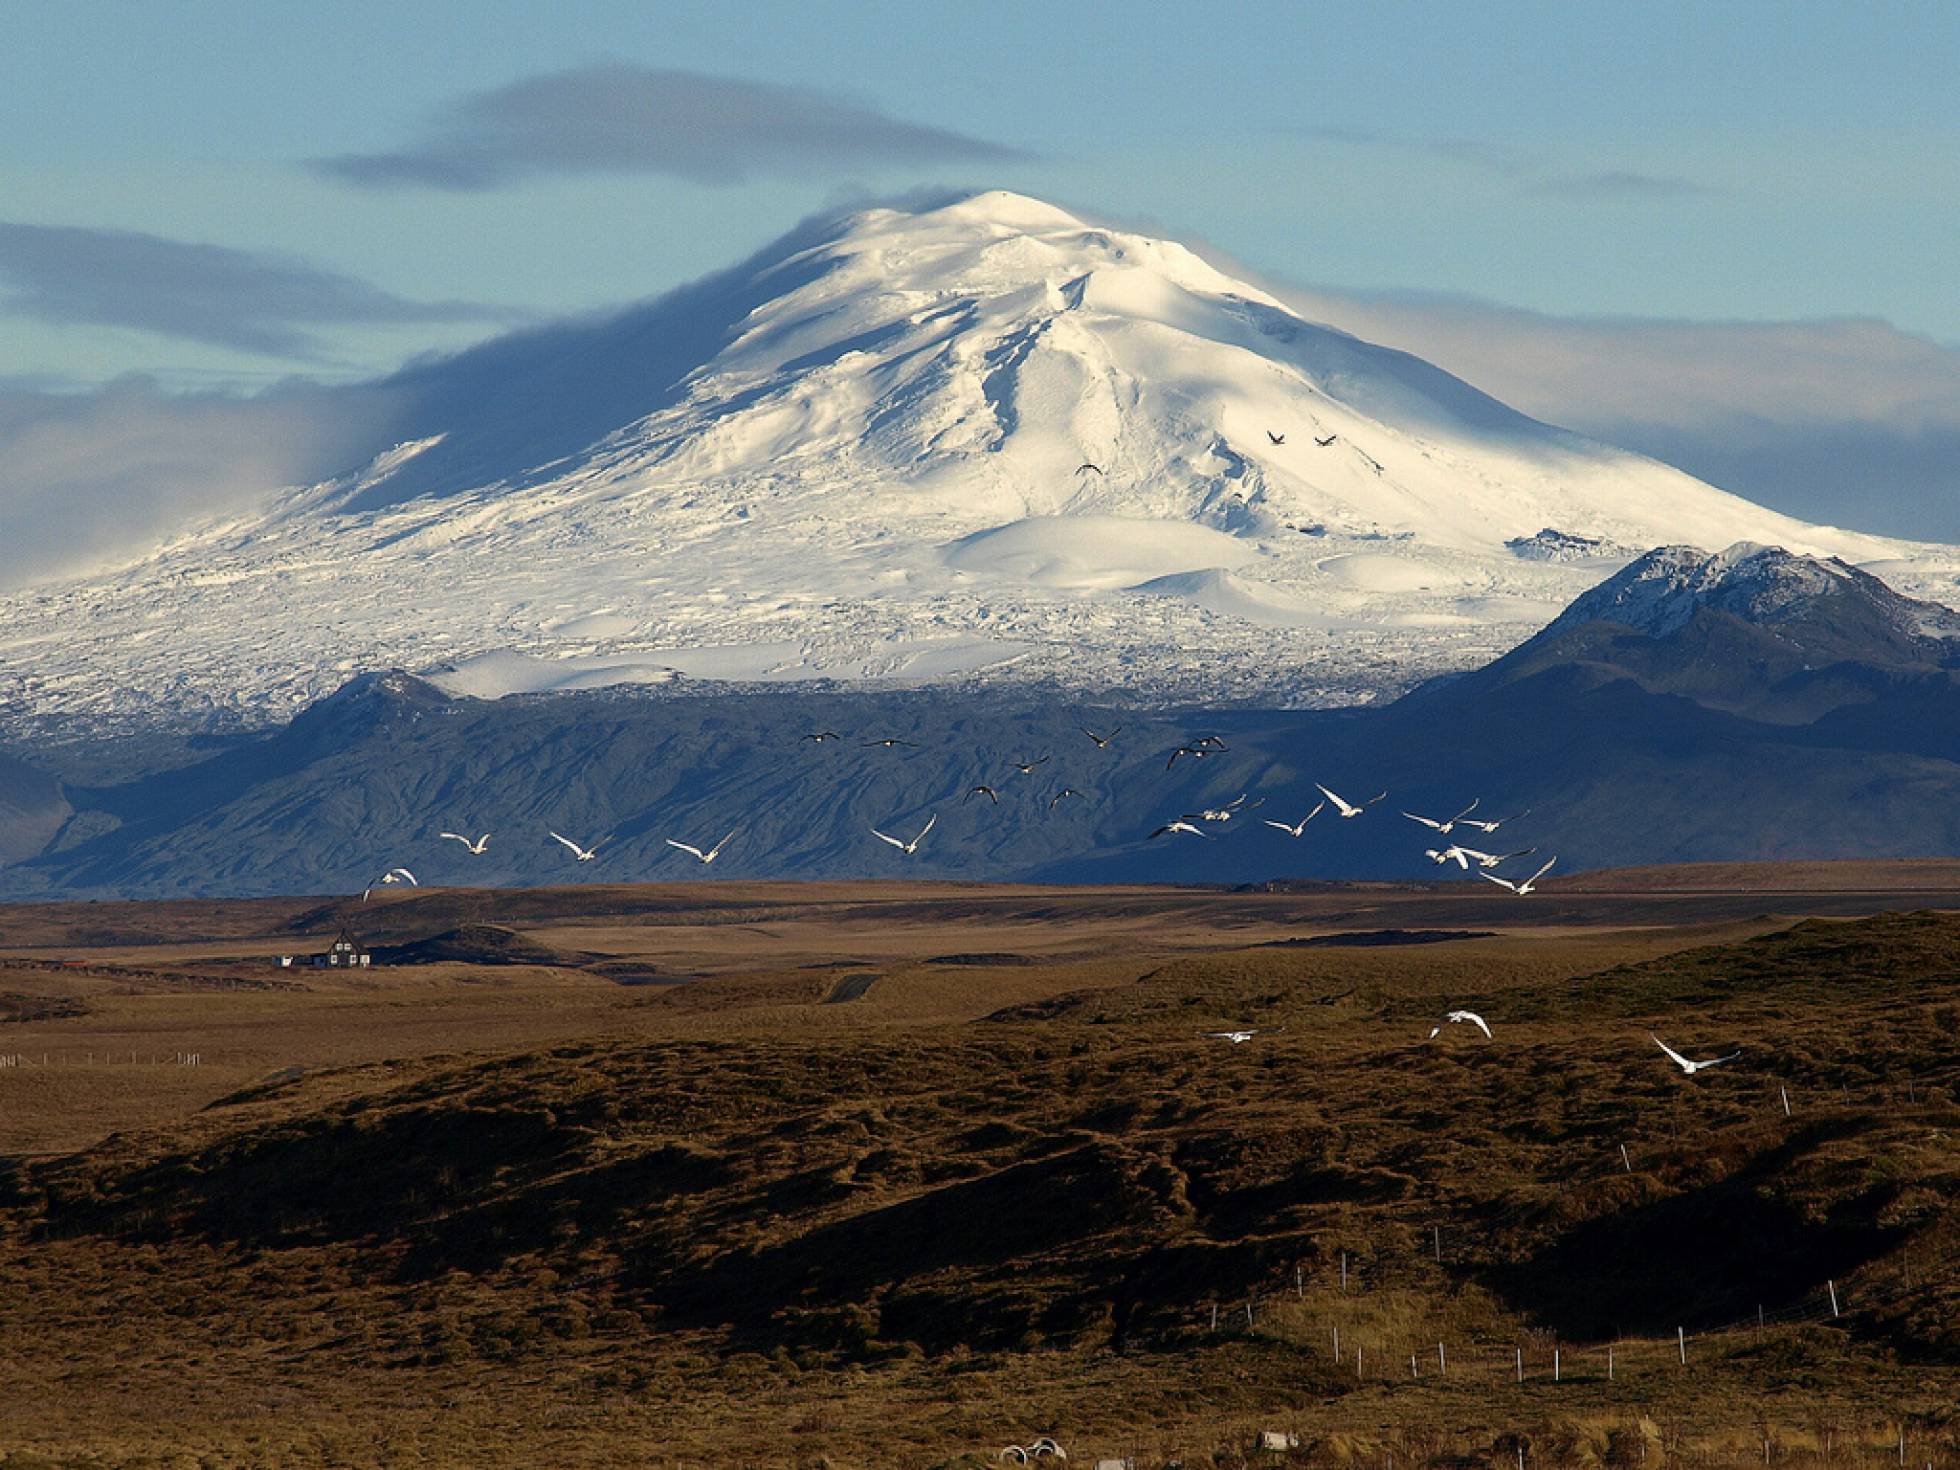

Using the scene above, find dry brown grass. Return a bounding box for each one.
[0,879,1953,1467]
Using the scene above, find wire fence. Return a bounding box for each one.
[0,1050,209,1067]
[1197,1083,1957,1387]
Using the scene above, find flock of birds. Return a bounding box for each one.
[356,725,1560,897]
[350,720,1748,1081]
[356,725,1563,900]
[1148,780,1555,897]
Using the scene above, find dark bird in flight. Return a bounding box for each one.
[861,737,919,749]
[1049,788,1086,810]
[1194,734,1229,750]
[965,785,1000,805]
[1166,745,1213,770]
[1315,434,1338,447]
[1012,756,1051,774]
[1267,430,1286,445]
[1081,725,1121,748]
[803,731,841,743]
[1075,462,1105,476]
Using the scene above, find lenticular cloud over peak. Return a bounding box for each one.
[309,64,1033,190]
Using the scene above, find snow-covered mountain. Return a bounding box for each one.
[1,190,1950,741]
[1544,542,1960,648]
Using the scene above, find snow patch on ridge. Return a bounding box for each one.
[943,516,1258,591]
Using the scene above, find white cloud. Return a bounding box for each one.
[0,377,395,588]
[1268,288,1960,537]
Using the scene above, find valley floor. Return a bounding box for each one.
[0,872,1954,1467]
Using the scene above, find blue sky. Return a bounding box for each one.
[1,0,1956,554]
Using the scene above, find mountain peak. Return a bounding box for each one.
[892,189,1089,233]
[1546,541,1940,641]
[809,189,1259,308]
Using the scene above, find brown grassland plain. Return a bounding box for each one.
[0,870,1953,1468]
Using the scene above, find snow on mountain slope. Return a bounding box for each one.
[1542,541,1960,651]
[1,190,1952,740]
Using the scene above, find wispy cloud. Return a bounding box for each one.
[1281,123,1710,200]
[1532,169,1714,199]
[1273,284,1960,538]
[0,376,398,588]
[310,63,1032,191]
[0,221,517,359]
[1282,122,1530,177]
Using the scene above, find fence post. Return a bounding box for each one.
[1341,1251,1348,1293]
[1516,1346,1523,1383]
[1554,1346,1560,1382]
[1333,1325,1339,1361]
[1620,1142,1632,1173]
[1438,1341,1446,1376]
[1677,1327,1686,1365]
[1210,1303,1218,1332]
[1828,1280,1840,1318]
[1781,1086,1791,1117]
[1433,1224,1441,1262]
[1608,1345,1614,1381]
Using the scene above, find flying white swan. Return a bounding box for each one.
[1476,846,1537,869]
[1266,801,1326,838]
[1149,820,1211,840]
[1460,807,1530,834]
[1427,1009,1492,1040]
[361,867,417,902]
[665,830,737,865]
[1317,783,1386,819]
[1193,793,1261,822]
[1428,844,1537,870]
[1652,1034,1743,1074]
[1403,798,1480,834]
[1483,856,1556,895]
[870,814,937,854]
[549,831,605,862]
[1205,1026,1282,1043]
[439,831,490,854]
